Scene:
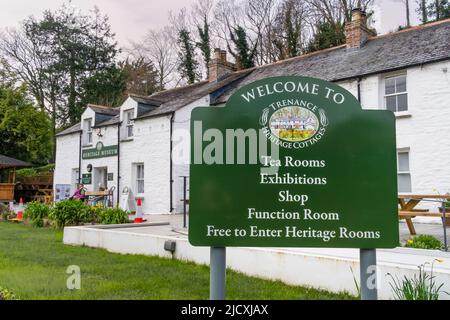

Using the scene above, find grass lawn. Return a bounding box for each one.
[0,222,356,300]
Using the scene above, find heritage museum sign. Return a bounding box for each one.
[82,142,118,160]
[189,76,399,248]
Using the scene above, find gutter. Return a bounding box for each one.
[78,131,82,184]
[357,77,362,103]
[117,122,121,206]
[169,112,175,213]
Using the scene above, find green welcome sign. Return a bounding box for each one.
[189,76,399,248]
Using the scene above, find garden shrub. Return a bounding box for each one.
[0,287,17,300]
[24,201,51,227]
[96,207,129,225]
[405,235,443,250]
[49,200,93,228]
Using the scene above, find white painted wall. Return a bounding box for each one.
[120,114,172,214]
[54,132,81,198]
[172,96,210,213]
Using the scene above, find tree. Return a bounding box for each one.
[177,29,200,84]
[273,0,309,60]
[405,0,411,26]
[26,6,119,124]
[131,27,178,90]
[245,0,278,64]
[0,83,52,164]
[417,0,429,23]
[416,0,449,23]
[78,65,127,109]
[229,26,257,69]
[0,3,121,159]
[119,58,158,97]
[429,0,450,20]
[307,21,346,53]
[196,15,212,78]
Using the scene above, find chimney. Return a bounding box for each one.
[208,48,236,82]
[345,8,376,49]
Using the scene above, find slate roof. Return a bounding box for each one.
[93,115,121,128]
[129,94,163,106]
[55,123,82,137]
[136,71,252,119]
[87,104,120,116]
[214,19,450,104]
[0,154,32,169]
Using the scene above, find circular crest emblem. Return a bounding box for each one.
[260,104,328,149]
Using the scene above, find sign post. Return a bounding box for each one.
[210,247,226,300]
[189,76,398,300]
[360,249,377,300]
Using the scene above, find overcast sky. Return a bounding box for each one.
[0,0,420,49]
[0,0,196,47]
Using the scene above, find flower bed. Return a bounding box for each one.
[23,200,130,228]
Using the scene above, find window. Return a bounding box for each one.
[125,110,134,138]
[397,150,411,193]
[385,74,408,112]
[135,164,144,194]
[83,118,93,145]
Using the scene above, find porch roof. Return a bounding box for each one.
[0,154,32,169]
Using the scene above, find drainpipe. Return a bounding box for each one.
[357,77,362,103]
[169,112,175,213]
[117,122,121,206]
[78,131,82,184]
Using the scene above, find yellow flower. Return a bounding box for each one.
[407,239,414,244]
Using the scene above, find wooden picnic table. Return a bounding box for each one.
[398,194,450,235]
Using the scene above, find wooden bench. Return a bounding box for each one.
[398,195,450,236]
[399,210,450,235]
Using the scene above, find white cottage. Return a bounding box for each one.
[54,9,450,215]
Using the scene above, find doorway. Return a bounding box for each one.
[94,167,108,191]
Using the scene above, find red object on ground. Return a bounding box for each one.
[16,198,24,221]
[134,198,143,223]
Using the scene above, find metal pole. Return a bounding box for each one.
[210,247,226,300]
[183,176,187,229]
[442,201,448,252]
[360,249,378,300]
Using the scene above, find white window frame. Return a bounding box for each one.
[384,74,408,113]
[135,163,144,194]
[84,118,93,145]
[125,110,134,138]
[397,149,412,193]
